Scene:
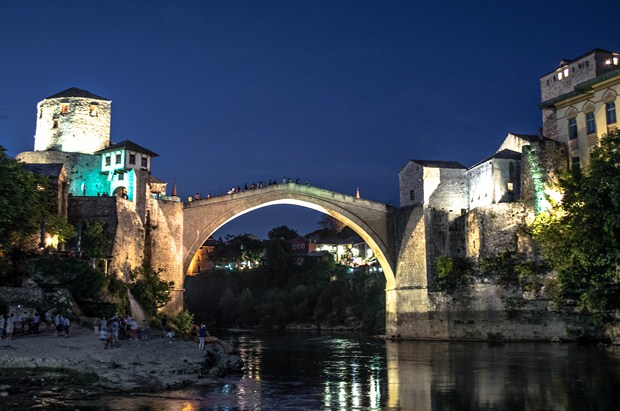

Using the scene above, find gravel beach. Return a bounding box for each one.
[0,323,241,408]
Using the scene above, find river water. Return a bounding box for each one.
[96,331,619,410]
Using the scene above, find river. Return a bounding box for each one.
[92,331,619,410]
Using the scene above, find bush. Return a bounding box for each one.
[170,309,195,337]
[434,256,472,291]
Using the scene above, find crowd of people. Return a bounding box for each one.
[0,309,211,351]
[0,309,69,341]
[94,314,150,349]
[187,176,311,201]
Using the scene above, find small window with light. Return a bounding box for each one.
[507,182,514,192]
[60,104,69,114]
[89,104,98,116]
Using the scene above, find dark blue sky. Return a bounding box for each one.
[1,1,618,239]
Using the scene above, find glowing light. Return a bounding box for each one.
[526,148,548,214]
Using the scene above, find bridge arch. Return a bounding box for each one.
[183,185,395,288]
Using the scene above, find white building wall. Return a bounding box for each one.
[34,97,111,154]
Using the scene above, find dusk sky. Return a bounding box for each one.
[1,1,619,239]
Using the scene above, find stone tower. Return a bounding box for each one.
[34,87,111,154]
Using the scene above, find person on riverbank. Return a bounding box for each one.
[63,316,70,337]
[198,324,207,350]
[6,314,14,341]
[0,314,5,339]
[93,317,101,335]
[101,317,107,333]
[32,312,40,334]
[160,315,168,338]
[140,320,149,341]
[44,309,53,331]
[111,318,120,343]
[130,319,139,341]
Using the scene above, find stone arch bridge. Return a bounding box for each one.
[182,183,431,338]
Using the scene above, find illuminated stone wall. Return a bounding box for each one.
[466,203,528,260]
[68,196,145,281]
[34,95,111,154]
[387,284,571,340]
[520,140,568,212]
[467,156,520,209]
[16,151,109,196]
[399,161,468,214]
[147,196,184,314]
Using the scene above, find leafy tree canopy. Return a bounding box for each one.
[0,146,52,250]
[532,131,620,311]
[267,225,298,240]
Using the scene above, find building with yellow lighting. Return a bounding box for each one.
[540,48,620,168]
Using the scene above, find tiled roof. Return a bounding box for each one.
[45,87,109,101]
[408,160,466,169]
[469,149,521,169]
[95,140,159,157]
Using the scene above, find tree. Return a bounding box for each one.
[77,220,111,258]
[532,131,620,311]
[0,146,51,250]
[267,225,298,240]
[317,215,346,236]
[129,264,174,317]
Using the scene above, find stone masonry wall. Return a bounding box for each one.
[389,284,569,340]
[16,151,108,197]
[466,203,529,260]
[68,196,145,281]
[34,96,111,154]
[147,197,184,313]
[520,139,568,211]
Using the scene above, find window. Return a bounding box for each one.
[118,173,124,181]
[586,112,596,134]
[507,182,514,192]
[53,119,59,129]
[568,117,578,140]
[606,102,617,124]
[60,104,69,114]
[105,155,111,166]
[89,104,98,116]
[409,190,415,201]
[141,157,148,168]
[129,154,136,165]
[115,153,122,164]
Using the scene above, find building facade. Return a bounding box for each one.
[540,48,620,168]
[16,87,184,313]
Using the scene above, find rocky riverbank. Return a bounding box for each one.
[0,323,242,408]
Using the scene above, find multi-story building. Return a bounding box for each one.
[15,87,185,312]
[540,48,620,168]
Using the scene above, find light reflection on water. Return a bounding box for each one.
[90,332,620,410]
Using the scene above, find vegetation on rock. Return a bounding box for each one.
[532,130,620,312]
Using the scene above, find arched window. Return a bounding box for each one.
[583,102,596,135]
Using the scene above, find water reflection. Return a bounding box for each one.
[385,340,620,411]
[87,332,620,410]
